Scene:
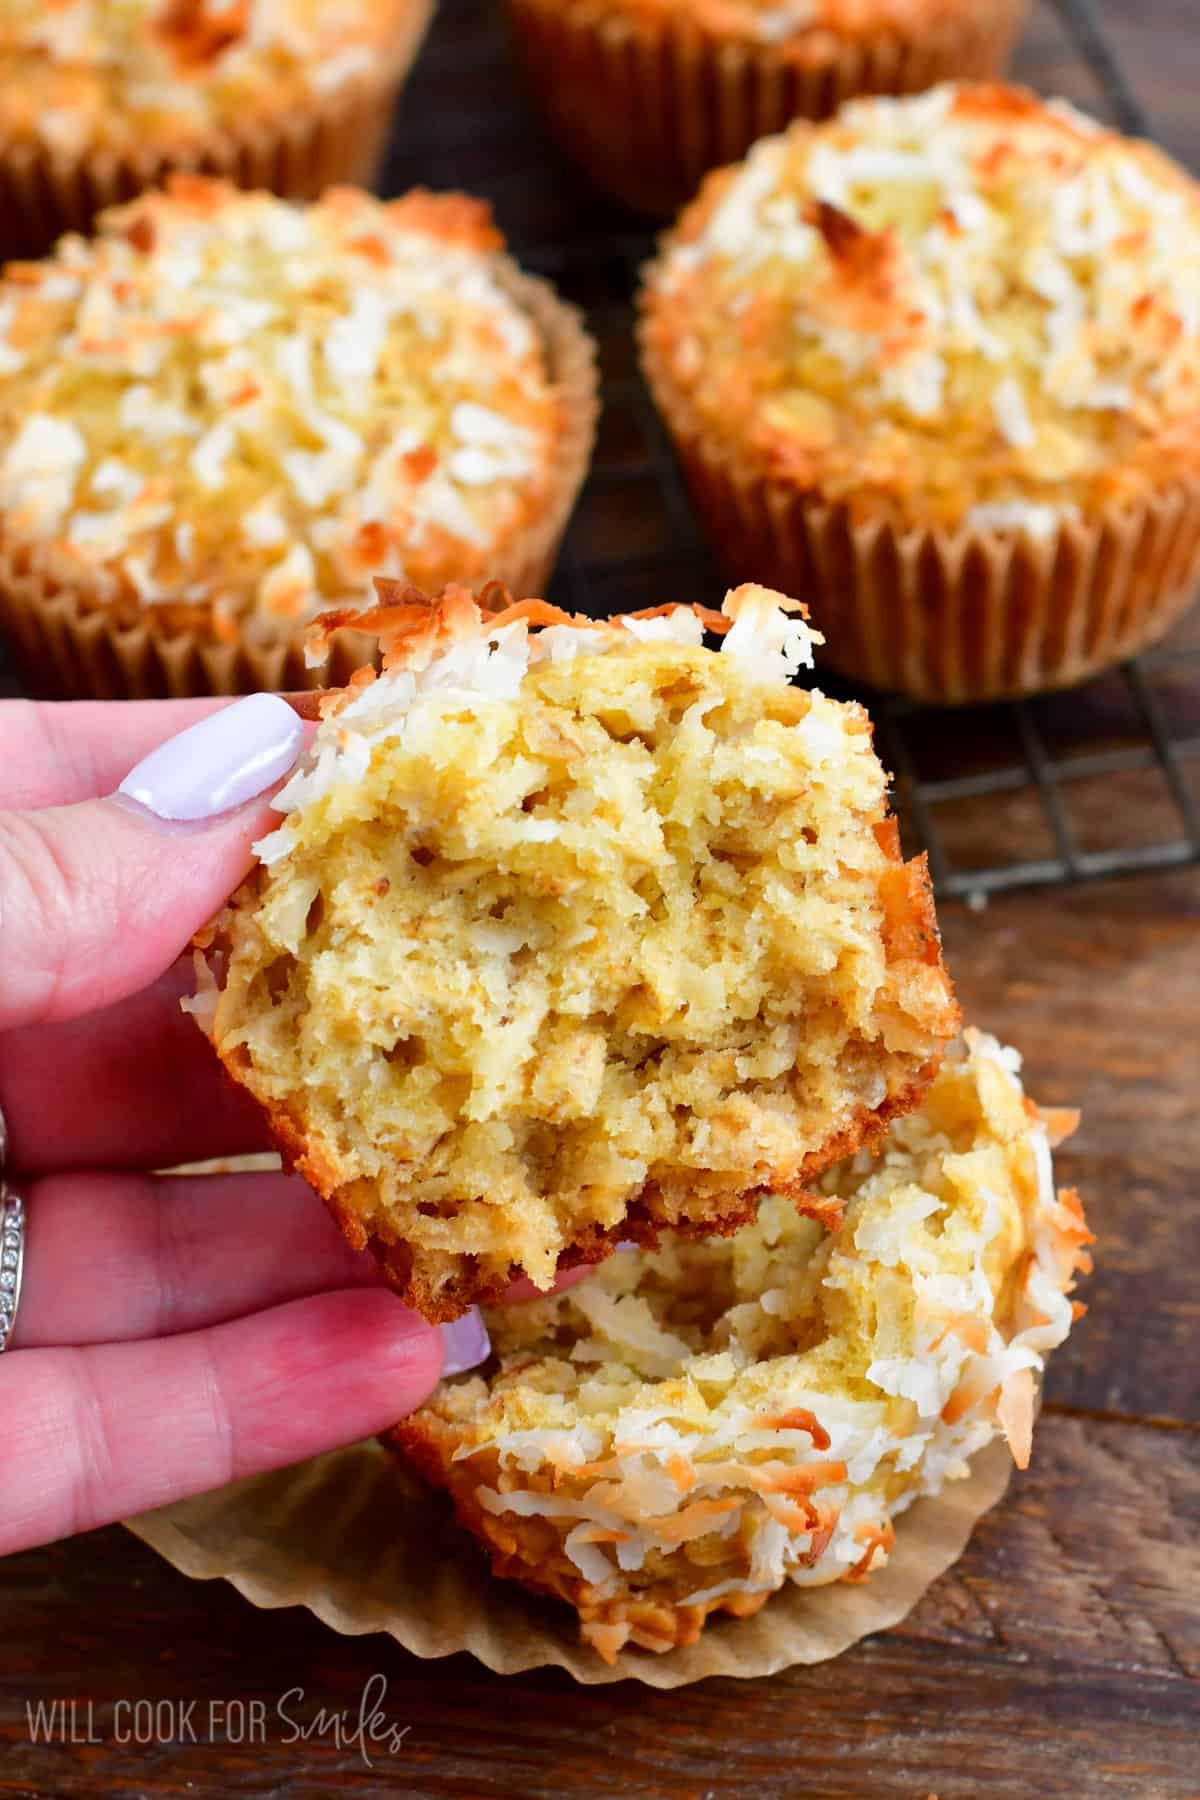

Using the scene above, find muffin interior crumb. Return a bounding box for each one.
[202,590,958,1312]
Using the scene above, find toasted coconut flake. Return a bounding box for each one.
[582,1620,632,1665]
[996,1365,1036,1469]
[757,1407,832,1448]
[845,1518,896,1583]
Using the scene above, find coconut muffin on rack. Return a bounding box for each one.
[506,0,1028,216]
[641,82,1200,700]
[392,1030,1092,1661]
[0,0,436,257]
[0,179,595,697]
[191,581,959,1320]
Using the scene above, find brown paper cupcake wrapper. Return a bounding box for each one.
[505,0,1029,216]
[0,264,597,700]
[125,1435,1013,1687]
[0,0,436,263]
[641,325,1200,702]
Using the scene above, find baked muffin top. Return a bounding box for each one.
[0,180,562,636]
[642,83,1200,531]
[0,0,416,156]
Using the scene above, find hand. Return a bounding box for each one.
[0,694,490,1558]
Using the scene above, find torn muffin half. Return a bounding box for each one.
[390,1031,1091,1661]
[191,581,959,1318]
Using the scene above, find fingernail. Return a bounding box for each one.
[439,1308,492,1377]
[117,694,305,823]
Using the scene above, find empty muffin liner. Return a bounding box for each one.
[504,0,1028,217]
[0,0,436,264]
[125,1434,1013,1687]
[0,263,598,700]
[641,323,1200,702]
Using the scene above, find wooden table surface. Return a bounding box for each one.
[2,2,1198,1796]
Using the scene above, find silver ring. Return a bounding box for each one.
[0,1104,24,1352]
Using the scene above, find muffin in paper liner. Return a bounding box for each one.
[639,85,1200,702]
[637,357,1200,701]
[125,1033,1084,1682]
[0,0,436,263]
[0,258,597,701]
[386,1030,1088,1661]
[504,0,1028,217]
[123,1434,1015,1686]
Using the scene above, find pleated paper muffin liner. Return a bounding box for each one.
[0,0,436,265]
[641,326,1200,703]
[0,265,598,701]
[504,0,1028,218]
[125,1435,1014,1687]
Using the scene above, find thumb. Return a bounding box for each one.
[0,693,305,1032]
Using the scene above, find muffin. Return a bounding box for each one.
[0,0,436,260]
[190,581,960,1320]
[0,179,596,698]
[391,1030,1091,1661]
[640,83,1200,702]
[505,0,1028,217]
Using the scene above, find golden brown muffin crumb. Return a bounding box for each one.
[193,582,959,1318]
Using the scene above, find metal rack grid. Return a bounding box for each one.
[376,0,1200,901]
[0,2,1190,902]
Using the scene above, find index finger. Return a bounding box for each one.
[0,697,230,809]
[0,693,323,811]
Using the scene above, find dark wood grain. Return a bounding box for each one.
[1,1413,1197,1799]
[2,0,1199,1795]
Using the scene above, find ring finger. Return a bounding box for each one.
[12,1167,386,1348]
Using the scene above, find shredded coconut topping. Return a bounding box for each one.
[407,1029,1092,1660]
[645,82,1200,526]
[0,0,417,154]
[0,181,559,628]
[253,585,821,866]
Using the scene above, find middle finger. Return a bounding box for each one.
[0,960,272,1174]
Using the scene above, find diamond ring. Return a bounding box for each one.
[0,1109,25,1354]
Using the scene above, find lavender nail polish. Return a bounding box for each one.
[439,1309,492,1377]
[117,693,305,823]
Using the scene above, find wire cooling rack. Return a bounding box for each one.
[377,0,1200,900]
[2,1,1193,901]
